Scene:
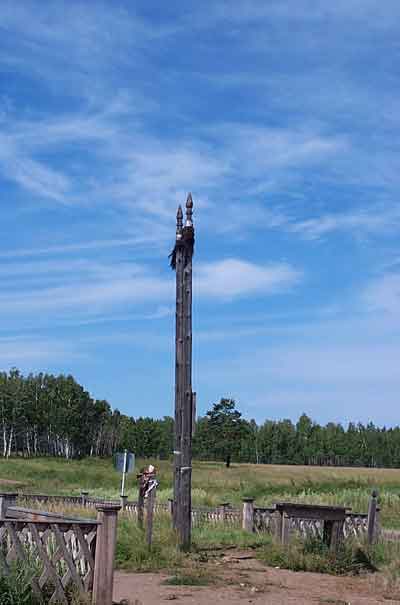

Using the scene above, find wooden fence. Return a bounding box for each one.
[11,489,382,546]
[0,489,384,602]
[0,493,120,605]
[253,506,374,541]
[15,492,243,526]
[241,491,381,549]
[13,492,379,539]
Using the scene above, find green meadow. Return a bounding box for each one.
[3,456,400,593]
[2,457,400,528]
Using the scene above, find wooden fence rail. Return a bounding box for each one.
[14,492,243,526]
[11,489,381,546]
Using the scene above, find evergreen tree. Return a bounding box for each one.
[205,398,247,467]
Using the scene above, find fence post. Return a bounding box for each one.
[367,489,378,545]
[375,506,381,540]
[281,513,290,545]
[137,474,145,529]
[168,498,174,517]
[275,510,284,544]
[120,495,128,511]
[323,519,343,552]
[218,502,229,522]
[330,520,344,552]
[145,489,156,549]
[81,491,89,507]
[242,498,254,532]
[0,493,17,519]
[92,503,121,605]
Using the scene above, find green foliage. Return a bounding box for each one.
[114,513,271,573]
[258,537,377,576]
[196,398,249,466]
[0,561,90,605]
[3,367,400,469]
[115,515,183,571]
[0,562,38,605]
[0,368,174,461]
[195,408,400,468]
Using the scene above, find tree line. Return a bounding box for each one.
[1,369,400,468]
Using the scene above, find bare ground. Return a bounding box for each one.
[114,552,400,605]
[0,478,24,485]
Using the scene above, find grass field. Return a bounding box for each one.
[1,456,400,528]
[2,456,400,592]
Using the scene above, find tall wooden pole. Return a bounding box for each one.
[171,193,194,550]
[173,204,184,532]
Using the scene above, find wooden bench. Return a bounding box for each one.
[274,502,347,551]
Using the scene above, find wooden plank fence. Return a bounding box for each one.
[0,492,120,605]
[0,487,385,604]
[14,491,380,536]
[241,492,381,549]
[10,489,383,546]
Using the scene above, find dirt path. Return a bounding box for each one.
[114,554,399,605]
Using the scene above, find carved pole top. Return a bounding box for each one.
[185,193,193,227]
[176,205,183,240]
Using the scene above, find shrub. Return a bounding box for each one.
[258,537,377,576]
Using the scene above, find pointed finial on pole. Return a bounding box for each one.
[185,193,193,227]
[176,205,183,240]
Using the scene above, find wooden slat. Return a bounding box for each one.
[28,522,68,604]
[51,523,84,593]
[4,522,42,598]
[0,511,99,603]
[73,524,95,591]
[73,524,95,572]
[0,534,10,575]
[3,520,98,534]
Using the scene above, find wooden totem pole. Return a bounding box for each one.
[171,193,195,550]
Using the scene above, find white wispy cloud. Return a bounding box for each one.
[195,259,301,299]
[0,103,228,218]
[289,205,400,240]
[0,257,301,320]
[0,2,177,102]
[1,0,400,423]
[0,135,71,203]
[215,125,347,174]
[197,302,400,423]
[363,272,400,316]
[0,274,173,315]
[200,340,400,424]
[216,200,400,242]
[192,264,400,424]
[1,98,353,249]
[2,1,396,249]
[0,236,164,259]
[0,335,84,364]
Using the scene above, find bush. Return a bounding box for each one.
[0,561,91,605]
[258,536,377,576]
[115,515,183,571]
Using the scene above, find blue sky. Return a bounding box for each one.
[0,1,399,426]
